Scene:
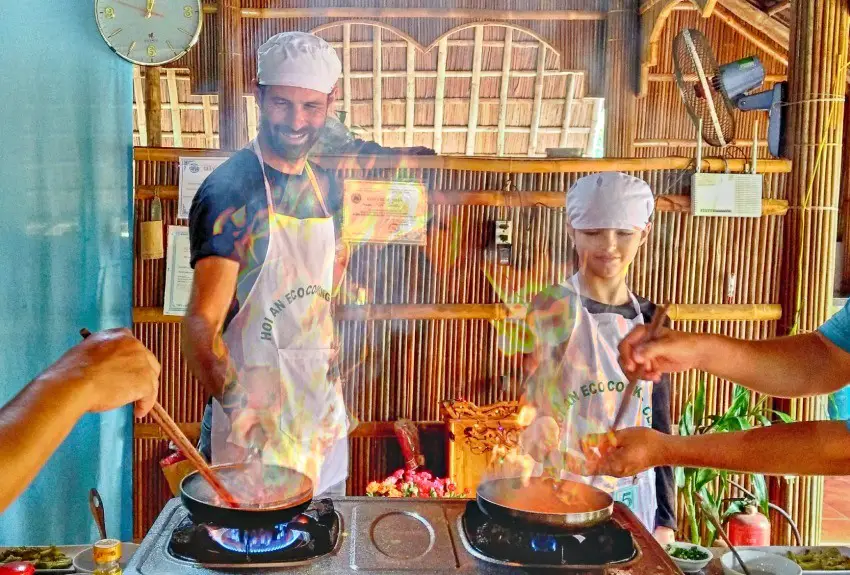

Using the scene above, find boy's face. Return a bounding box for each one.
[570,225,651,279]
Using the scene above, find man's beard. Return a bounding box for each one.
[259,119,322,161]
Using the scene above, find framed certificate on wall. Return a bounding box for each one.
[341,179,428,246]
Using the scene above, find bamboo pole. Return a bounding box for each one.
[497,28,513,157]
[133,304,783,323]
[201,95,214,148]
[528,43,547,157]
[136,186,788,215]
[466,26,484,157]
[343,24,352,128]
[585,98,604,156]
[165,69,182,147]
[605,0,639,157]
[841,90,850,293]
[712,5,789,67]
[143,66,162,148]
[133,66,148,146]
[131,147,794,173]
[648,73,788,83]
[405,41,416,148]
[433,38,447,154]
[559,74,577,149]
[372,28,383,146]
[218,0,245,150]
[202,5,606,20]
[776,0,850,545]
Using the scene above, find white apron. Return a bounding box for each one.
[535,274,657,530]
[210,140,349,496]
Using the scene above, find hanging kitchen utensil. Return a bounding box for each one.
[89,488,107,540]
[140,189,164,260]
[476,476,613,529]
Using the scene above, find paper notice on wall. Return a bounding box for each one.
[178,157,228,219]
[341,179,428,245]
[163,226,193,316]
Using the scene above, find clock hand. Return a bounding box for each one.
[112,0,163,18]
[145,0,155,18]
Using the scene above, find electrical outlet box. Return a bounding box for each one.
[495,220,513,245]
[691,173,763,218]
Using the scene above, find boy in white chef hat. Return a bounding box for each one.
[519,172,676,543]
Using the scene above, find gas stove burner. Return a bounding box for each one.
[460,501,638,568]
[167,498,339,566]
[205,522,303,554]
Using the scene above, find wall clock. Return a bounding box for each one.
[95,0,202,66]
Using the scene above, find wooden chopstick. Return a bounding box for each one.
[610,303,670,432]
[79,328,240,508]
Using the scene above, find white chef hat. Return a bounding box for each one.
[566,172,654,230]
[257,32,341,94]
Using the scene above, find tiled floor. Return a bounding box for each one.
[822,476,850,544]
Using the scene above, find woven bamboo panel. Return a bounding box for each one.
[132,151,795,540]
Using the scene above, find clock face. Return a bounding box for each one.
[95,0,202,66]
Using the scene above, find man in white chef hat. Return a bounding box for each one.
[519,172,676,543]
[183,32,354,496]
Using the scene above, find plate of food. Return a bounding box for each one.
[0,546,86,574]
[741,547,850,575]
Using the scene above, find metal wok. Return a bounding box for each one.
[476,476,614,530]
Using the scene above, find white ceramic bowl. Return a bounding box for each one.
[721,549,803,575]
[666,542,714,573]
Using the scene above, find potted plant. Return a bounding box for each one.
[676,380,799,546]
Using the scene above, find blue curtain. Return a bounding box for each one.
[0,1,134,543]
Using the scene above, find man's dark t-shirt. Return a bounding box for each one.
[188,148,341,330]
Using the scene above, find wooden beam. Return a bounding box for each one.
[372,28,383,146]
[132,66,148,145]
[133,147,794,173]
[528,43,547,156]
[718,0,790,48]
[218,0,246,150]
[585,97,604,156]
[405,41,416,147]
[466,26,484,156]
[648,73,788,83]
[134,184,788,215]
[558,74,577,148]
[135,421,446,441]
[201,95,214,148]
[143,67,162,147]
[134,303,783,323]
[433,38,447,154]
[496,28,513,157]
[203,5,606,20]
[165,69,183,147]
[767,1,790,17]
[343,24,352,128]
[713,5,788,66]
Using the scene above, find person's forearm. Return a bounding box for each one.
[182,315,232,400]
[660,421,850,475]
[0,374,90,511]
[694,333,846,397]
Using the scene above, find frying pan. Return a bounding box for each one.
[476,476,613,530]
[180,462,314,529]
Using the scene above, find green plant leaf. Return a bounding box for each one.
[770,409,795,424]
[722,499,748,522]
[755,414,772,427]
[680,403,695,437]
[730,385,751,417]
[751,474,769,514]
[695,380,707,428]
[675,466,686,489]
[695,468,719,491]
[750,395,769,415]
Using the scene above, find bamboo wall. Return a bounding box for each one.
[127,0,831,547]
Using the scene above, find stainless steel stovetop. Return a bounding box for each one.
[126,497,679,575]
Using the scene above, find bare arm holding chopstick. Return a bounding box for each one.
[0,328,159,512]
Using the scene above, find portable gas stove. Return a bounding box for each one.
[125,497,683,574]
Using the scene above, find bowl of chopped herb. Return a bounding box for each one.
[666,542,714,573]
